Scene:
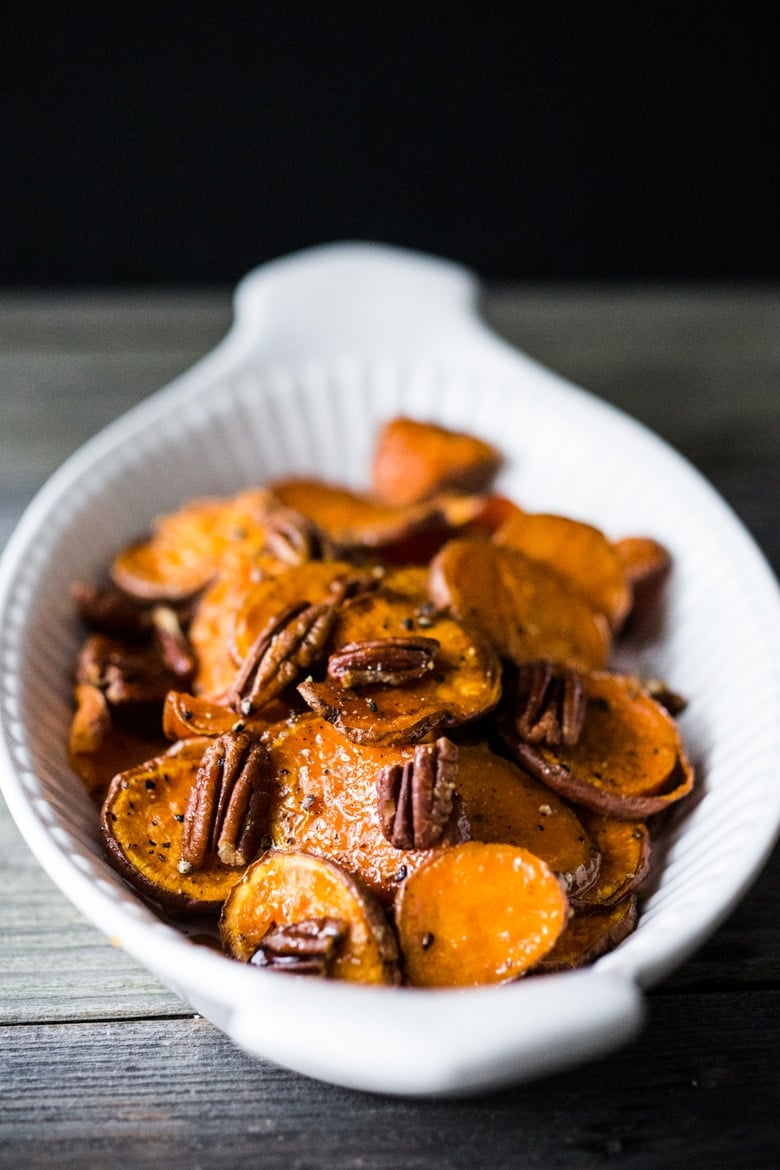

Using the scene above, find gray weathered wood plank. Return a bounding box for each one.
[1,992,778,1170]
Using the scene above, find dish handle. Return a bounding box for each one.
[228,241,527,375]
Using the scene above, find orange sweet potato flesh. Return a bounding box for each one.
[372,417,502,506]
[189,556,271,697]
[110,488,274,602]
[535,895,638,973]
[572,812,650,908]
[508,671,694,818]
[395,842,569,987]
[101,739,246,915]
[264,714,434,902]
[454,744,600,897]
[69,683,166,800]
[430,539,611,672]
[232,559,357,663]
[269,479,486,556]
[614,536,671,591]
[162,691,287,741]
[264,716,590,904]
[297,589,501,745]
[462,495,524,538]
[219,849,400,984]
[494,511,631,631]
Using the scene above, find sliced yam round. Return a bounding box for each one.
[264,714,436,903]
[269,478,486,556]
[162,690,287,742]
[232,559,357,663]
[69,683,166,800]
[461,495,525,538]
[371,417,502,506]
[494,511,631,631]
[297,590,501,745]
[613,535,672,630]
[219,849,400,984]
[571,811,650,908]
[101,739,245,915]
[270,479,439,550]
[395,842,569,987]
[189,555,281,698]
[430,539,611,672]
[534,895,639,973]
[507,671,694,819]
[110,488,274,602]
[613,535,671,592]
[454,744,600,897]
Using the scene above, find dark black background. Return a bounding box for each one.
[3,5,778,285]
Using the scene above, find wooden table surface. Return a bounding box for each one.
[1,287,778,1169]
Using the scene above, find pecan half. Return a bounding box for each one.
[180,731,271,871]
[229,600,338,715]
[513,660,586,747]
[263,505,331,566]
[71,580,149,638]
[76,633,190,705]
[327,636,440,689]
[376,736,465,850]
[249,917,347,975]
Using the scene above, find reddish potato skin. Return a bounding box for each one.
[534,896,639,973]
[571,813,651,909]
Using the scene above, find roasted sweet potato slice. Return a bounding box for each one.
[162,690,287,741]
[506,671,694,818]
[110,488,274,602]
[270,479,435,551]
[614,536,671,592]
[231,559,358,663]
[263,714,440,901]
[69,683,166,800]
[613,535,672,630]
[571,812,650,908]
[189,557,357,702]
[219,849,400,984]
[297,590,501,745]
[494,511,631,631]
[454,744,600,897]
[534,895,638,973]
[101,739,248,914]
[430,539,611,672]
[188,555,278,698]
[371,417,502,505]
[269,479,485,556]
[462,495,525,538]
[395,842,569,987]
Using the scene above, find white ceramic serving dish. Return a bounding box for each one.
[1,243,779,1096]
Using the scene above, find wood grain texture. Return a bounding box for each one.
[0,289,777,1168]
[1,996,779,1170]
